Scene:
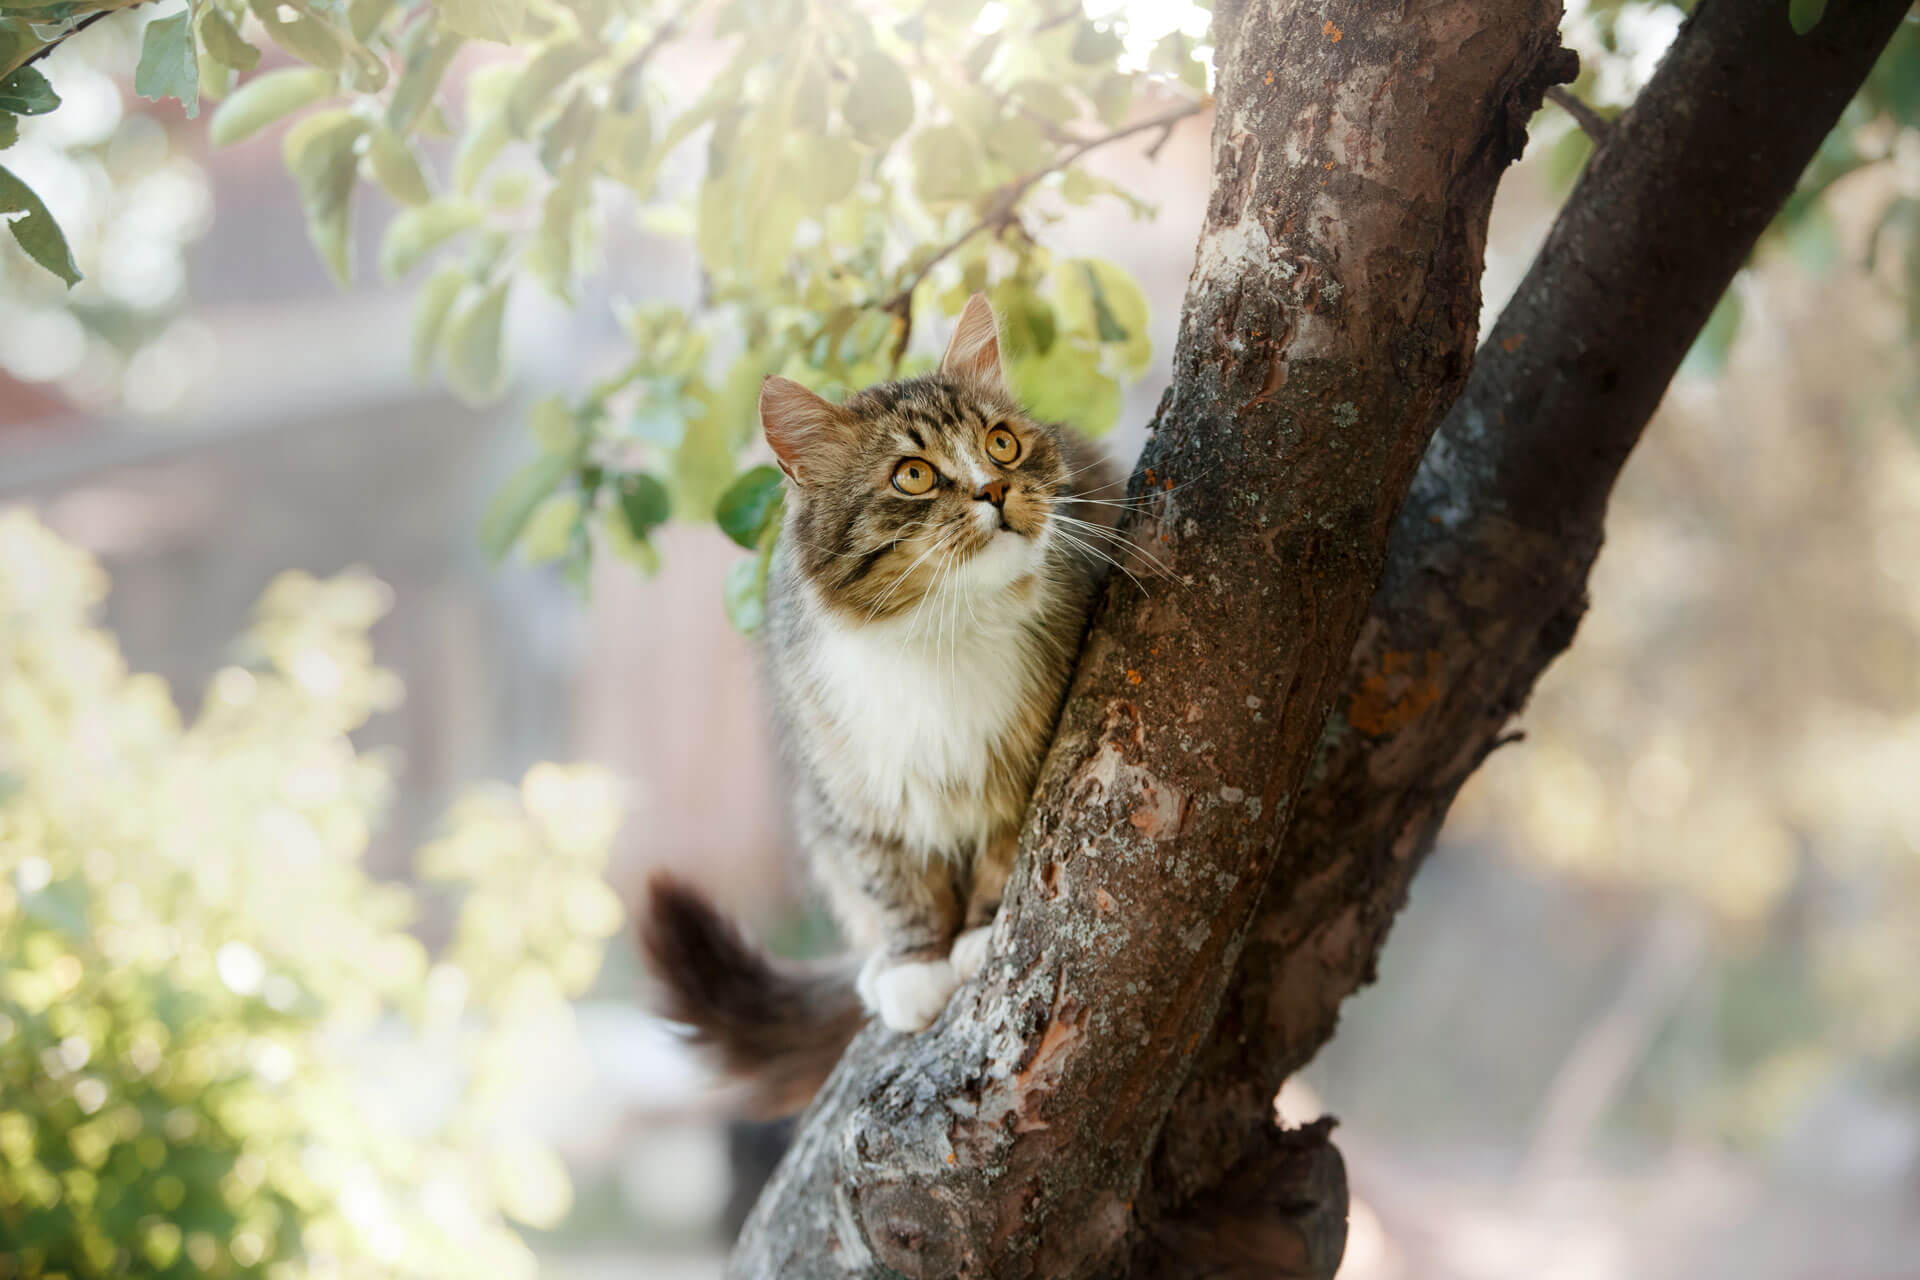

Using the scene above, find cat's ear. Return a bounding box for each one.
[940,293,1010,396]
[760,376,852,485]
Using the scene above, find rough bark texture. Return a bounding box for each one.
[731,1,1571,1275]
[732,1,1912,1275]
[1130,0,1919,1267]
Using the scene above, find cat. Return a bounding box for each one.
[641,294,1121,1113]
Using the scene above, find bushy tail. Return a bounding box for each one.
[638,873,865,1116]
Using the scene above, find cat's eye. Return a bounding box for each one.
[892,458,937,495]
[985,425,1021,464]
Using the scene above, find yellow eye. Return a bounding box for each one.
[985,425,1021,464]
[892,458,937,495]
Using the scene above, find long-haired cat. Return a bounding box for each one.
[641,294,1121,1113]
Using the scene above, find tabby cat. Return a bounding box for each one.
[641,294,1121,1112]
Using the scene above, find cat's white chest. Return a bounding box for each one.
[803,598,1046,854]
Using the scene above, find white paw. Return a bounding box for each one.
[860,955,959,1032]
[949,926,993,982]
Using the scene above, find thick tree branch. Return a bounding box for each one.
[733,1,1570,1275]
[1136,0,1918,1254]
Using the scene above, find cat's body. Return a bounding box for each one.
[642,295,1119,1111]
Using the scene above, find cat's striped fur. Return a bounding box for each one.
[642,295,1119,1112]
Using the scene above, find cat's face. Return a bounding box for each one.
[763,296,1074,622]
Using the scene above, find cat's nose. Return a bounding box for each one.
[974,480,1007,507]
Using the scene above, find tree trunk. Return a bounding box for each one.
[1131,3,1915,1269]
[731,1,1913,1276]
[734,1,1571,1274]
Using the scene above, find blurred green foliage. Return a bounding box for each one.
[3,1,1917,618]
[3,0,1202,617]
[0,511,625,1278]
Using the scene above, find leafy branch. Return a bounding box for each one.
[882,95,1208,369]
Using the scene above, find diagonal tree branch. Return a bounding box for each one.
[1131,0,1918,1264]
[732,0,1573,1274]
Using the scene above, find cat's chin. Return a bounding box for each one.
[957,526,1040,592]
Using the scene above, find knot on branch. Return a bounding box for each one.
[1497,41,1581,163]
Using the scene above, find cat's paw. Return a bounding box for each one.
[949,925,993,982]
[858,954,959,1032]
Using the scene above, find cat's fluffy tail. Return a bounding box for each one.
[638,873,865,1116]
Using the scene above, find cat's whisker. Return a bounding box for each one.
[865,525,963,622]
[1050,526,1156,599]
[1050,514,1180,582]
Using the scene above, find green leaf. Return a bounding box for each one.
[283,108,367,282]
[411,264,466,380]
[196,6,260,73]
[481,451,573,561]
[248,0,345,71]
[1011,337,1120,436]
[530,394,580,453]
[388,28,461,133]
[617,473,671,540]
[1071,21,1124,65]
[600,505,661,574]
[724,525,780,634]
[791,133,859,207]
[0,66,59,115]
[443,278,511,404]
[714,465,784,549]
[507,42,594,137]
[365,124,431,205]
[1057,257,1151,372]
[347,0,397,43]
[454,109,510,194]
[380,199,481,279]
[519,493,582,564]
[844,50,913,148]
[440,0,528,44]
[911,125,983,205]
[1789,0,1826,35]
[139,10,202,121]
[210,67,333,147]
[0,114,17,151]
[0,162,80,285]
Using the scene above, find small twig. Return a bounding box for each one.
[1546,85,1610,143]
[18,7,132,72]
[882,96,1209,370]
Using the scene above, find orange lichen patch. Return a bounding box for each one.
[946,1152,957,1164]
[1264,70,1274,85]
[1127,669,1143,685]
[1348,648,1446,735]
[1501,331,1526,353]
[1094,887,1117,913]
[1323,18,1343,41]
[1144,467,1157,486]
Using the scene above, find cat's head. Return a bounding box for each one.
[762,294,1078,622]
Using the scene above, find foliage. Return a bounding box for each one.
[0,0,1914,611]
[0,511,625,1278]
[3,0,1203,619]
[0,14,211,411]
[1555,0,1920,371]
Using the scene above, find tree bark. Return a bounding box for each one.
[733,1,1913,1275]
[1129,0,1917,1270]
[732,0,1572,1274]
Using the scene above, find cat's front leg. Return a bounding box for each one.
[951,826,1017,983]
[815,828,965,1033]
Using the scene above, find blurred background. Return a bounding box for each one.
[3,2,1919,1278]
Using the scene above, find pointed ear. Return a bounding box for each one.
[760,376,851,485]
[940,293,1009,396]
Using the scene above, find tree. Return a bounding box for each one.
[4,0,1918,1276]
